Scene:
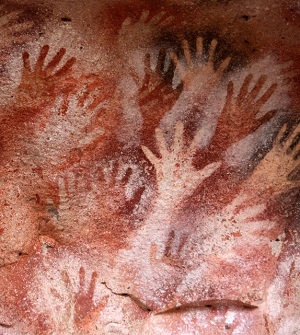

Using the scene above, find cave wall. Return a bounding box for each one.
[0,0,300,334]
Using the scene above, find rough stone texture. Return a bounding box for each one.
[0,0,299,334]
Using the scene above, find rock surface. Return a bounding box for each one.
[0,0,299,334]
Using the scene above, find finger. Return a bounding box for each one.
[127,185,145,210]
[61,270,72,288]
[150,243,159,263]
[171,120,185,153]
[141,145,160,167]
[34,45,49,72]
[178,234,188,254]
[0,10,20,27]
[156,49,166,75]
[237,74,253,102]
[256,109,277,126]
[89,93,108,111]
[292,140,300,158]
[156,127,169,157]
[121,167,133,186]
[149,11,166,25]
[236,203,266,221]
[164,230,175,258]
[58,176,68,202]
[171,51,185,81]
[196,36,204,60]
[217,55,231,75]
[182,39,192,67]
[248,75,267,101]
[122,16,132,26]
[129,67,140,86]
[88,271,98,297]
[208,39,218,64]
[160,15,174,26]
[7,21,34,33]
[190,127,206,155]
[111,161,120,183]
[253,83,277,111]
[68,172,77,195]
[45,48,67,76]
[274,123,287,146]
[11,35,32,45]
[79,267,85,289]
[196,161,222,183]
[22,51,31,72]
[284,123,300,150]
[225,80,234,105]
[140,10,150,23]
[226,194,248,214]
[170,51,178,67]
[54,57,76,77]
[143,52,151,74]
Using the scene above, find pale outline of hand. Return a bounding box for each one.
[44,170,98,241]
[55,88,106,147]
[0,5,34,49]
[34,88,107,166]
[206,73,278,159]
[18,45,76,102]
[171,37,231,93]
[248,122,300,195]
[118,10,173,50]
[221,74,276,135]
[151,229,188,268]
[99,160,146,214]
[142,121,221,207]
[57,171,97,212]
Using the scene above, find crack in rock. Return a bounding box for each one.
[101,281,152,312]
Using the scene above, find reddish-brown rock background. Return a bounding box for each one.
[0,0,299,334]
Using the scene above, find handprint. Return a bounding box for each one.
[52,267,105,331]
[99,159,146,215]
[118,10,173,51]
[218,74,277,143]
[197,74,278,165]
[142,121,221,208]
[0,5,34,50]
[17,45,76,107]
[137,50,182,146]
[42,170,99,243]
[33,86,110,167]
[74,267,98,327]
[246,122,300,196]
[151,229,188,268]
[171,37,231,94]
